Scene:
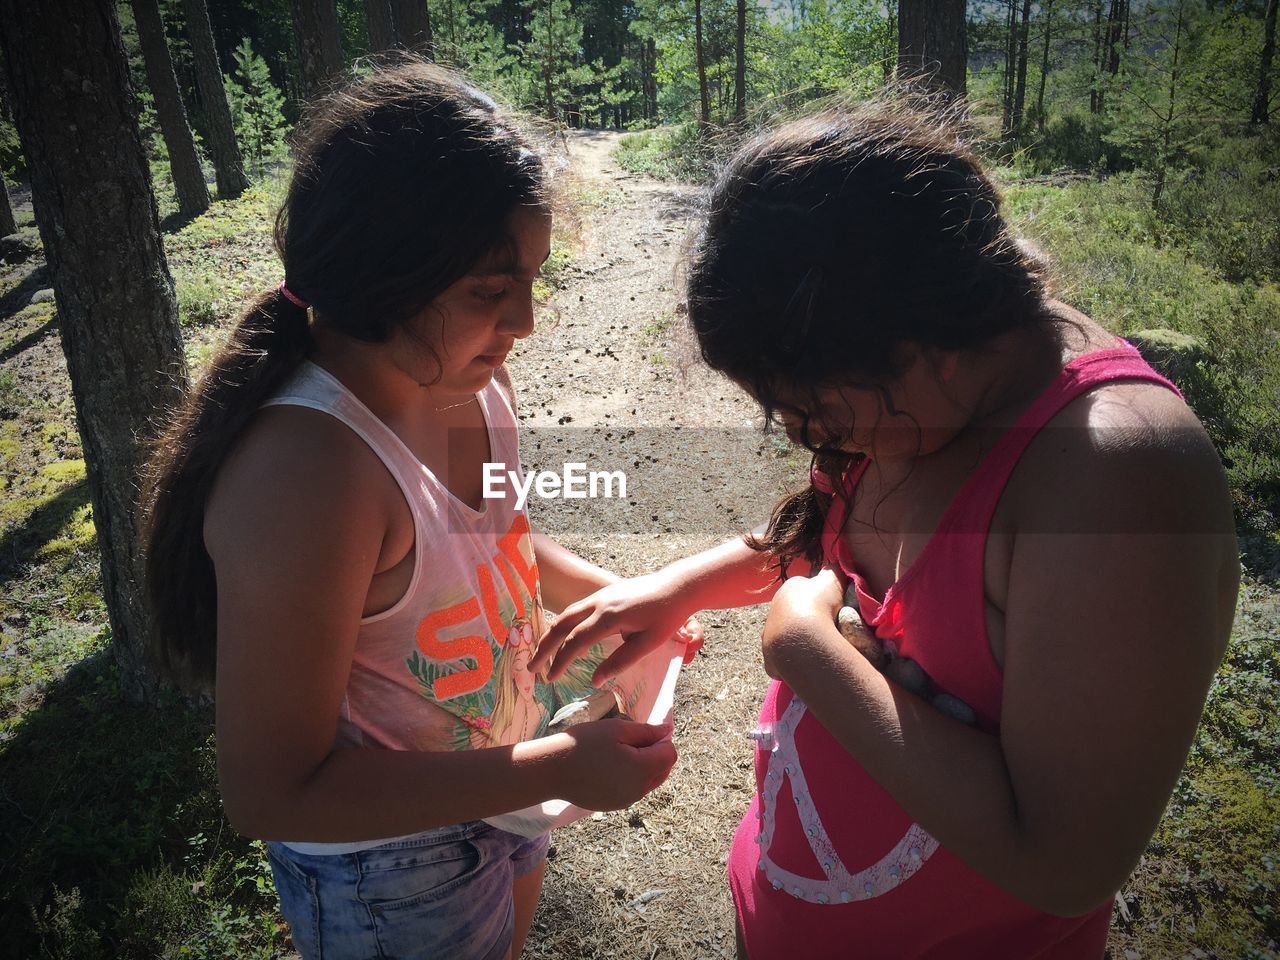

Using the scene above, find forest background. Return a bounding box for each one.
[0,0,1277,958]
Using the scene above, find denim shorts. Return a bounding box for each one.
[265,821,549,960]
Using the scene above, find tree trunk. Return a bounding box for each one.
[130,0,209,218]
[694,0,710,129]
[1036,0,1054,132]
[647,37,658,120]
[181,0,248,198]
[0,0,187,702]
[290,0,345,99]
[897,0,966,97]
[1089,0,1103,113]
[391,0,434,58]
[1002,0,1017,133]
[365,0,396,52]
[0,167,16,236]
[1153,3,1186,209]
[734,0,746,123]
[1253,0,1277,124]
[1105,0,1125,77]
[543,0,555,123]
[1010,0,1032,138]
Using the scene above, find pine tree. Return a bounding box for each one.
[225,39,287,178]
[130,0,209,217]
[182,0,249,198]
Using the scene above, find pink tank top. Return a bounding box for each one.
[727,343,1181,958]
[264,362,599,853]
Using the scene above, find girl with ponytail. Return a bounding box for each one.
[139,62,678,960]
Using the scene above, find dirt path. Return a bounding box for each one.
[514,131,798,960]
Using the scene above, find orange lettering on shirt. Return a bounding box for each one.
[497,514,539,596]
[494,554,527,622]
[476,563,506,643]
[415,598,493,700]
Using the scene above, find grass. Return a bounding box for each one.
[615,124,719,182]
[1001,171,1280,529]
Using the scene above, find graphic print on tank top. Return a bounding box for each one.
[404,513,620,749]
[752,695,941,904]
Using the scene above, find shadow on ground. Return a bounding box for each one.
[0,479,90,586]
[0,652,284,959]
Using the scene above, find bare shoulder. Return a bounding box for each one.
[1007,372,1239,659]
[204,403,397,563]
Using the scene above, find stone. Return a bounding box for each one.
[837,605,885,669]
[884,656,929,697]
[547,687,625,731]
[931,693,977,725]
[29,287,55,305]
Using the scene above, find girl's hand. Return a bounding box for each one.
[761,567,844,680]
[553,718,678,811]
[531,572,695,684]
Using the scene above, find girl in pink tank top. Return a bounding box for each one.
[535,103,1238,958]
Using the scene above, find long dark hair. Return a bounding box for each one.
[686,101,1052,574]
[140,60,549,690]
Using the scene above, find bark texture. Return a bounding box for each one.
[290,0,346,99]
[391,0,434,57]
[181,0,248,198]
[734,0,746,123]
[130,0,209,217]
[897,0,966,96]
[0,0,188,700]
[694,0,710,128]
[365,0,397,52]
[0,167,15,236]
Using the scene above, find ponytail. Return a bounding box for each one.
[745,450,852,579]
[139,60,550,693]
[139,287,310,691]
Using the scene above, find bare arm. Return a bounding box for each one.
[206,408,674,842]
[764,397,1237,916]
[532,535,796,682]
[532,532,619,612]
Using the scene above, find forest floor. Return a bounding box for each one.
[512,128,793,960]
[0,129,1276,959]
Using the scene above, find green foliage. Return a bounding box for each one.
[0,655,287,958]
[1005,172,1280,524]
[0,115,25,181]
[1117,582,1280,958]
[1026,109,1132,174]
[225,39,289,178]
[615,123,717,181]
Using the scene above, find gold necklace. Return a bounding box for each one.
[434,395,478,412]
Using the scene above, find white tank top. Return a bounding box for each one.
[262,360,572,853]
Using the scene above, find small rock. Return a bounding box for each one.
[837,605,885,669]
[29,287,55,306]
[884,656,929,697]
[931,693,977,725]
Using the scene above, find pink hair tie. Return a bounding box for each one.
[278,280,309,309]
